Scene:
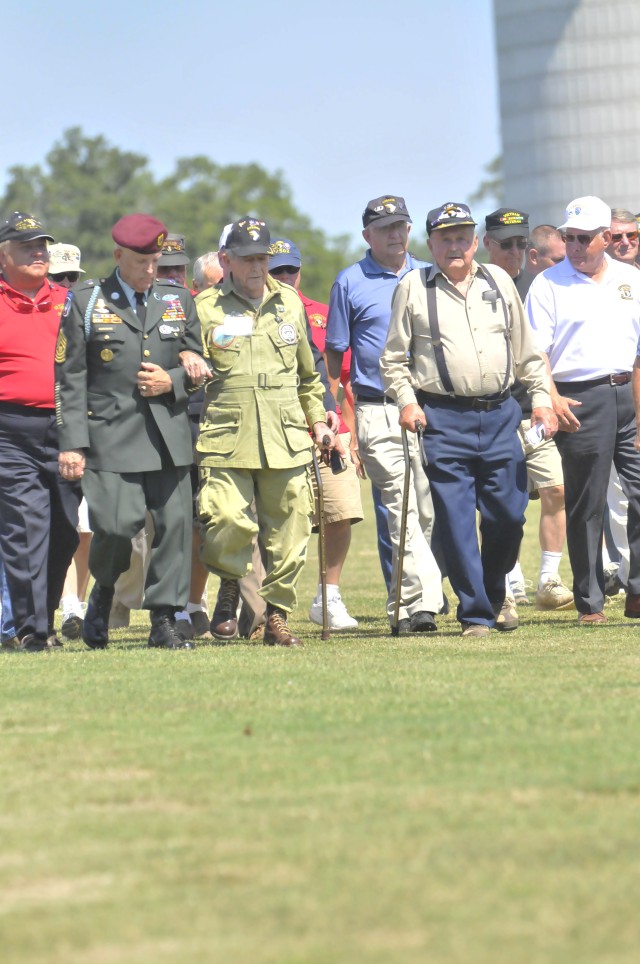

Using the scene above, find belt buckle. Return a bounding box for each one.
[258,373,268,389]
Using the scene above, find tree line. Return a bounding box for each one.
[1,128,363,302]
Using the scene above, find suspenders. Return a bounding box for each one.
[422,264,512,397]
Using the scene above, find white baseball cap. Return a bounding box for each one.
[558,196,611,232]
[48,242,85,274]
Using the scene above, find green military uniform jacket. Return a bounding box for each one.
[196,275,326,470]
[55,270,202,472]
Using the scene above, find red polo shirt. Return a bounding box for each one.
[300,291,351,434]
[0,276,67,408]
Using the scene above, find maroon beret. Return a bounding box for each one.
[112,214,168,254]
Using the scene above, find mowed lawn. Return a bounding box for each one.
[2,492,640,964]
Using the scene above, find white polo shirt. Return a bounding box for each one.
[525,254,640,382]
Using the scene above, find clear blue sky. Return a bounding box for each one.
[2,0,500,243]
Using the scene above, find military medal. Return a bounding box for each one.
[100,348,114,362]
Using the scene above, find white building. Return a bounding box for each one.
[494,0,640,226]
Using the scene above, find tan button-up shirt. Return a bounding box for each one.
[380,261,551,410]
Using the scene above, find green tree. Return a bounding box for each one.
[0,128,354,298]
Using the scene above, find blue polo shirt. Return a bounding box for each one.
[326,250,428,396]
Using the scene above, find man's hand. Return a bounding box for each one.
[179,350,211,386]
[137,362,173,397]
[350,444,367,479]
[311,421,335,447]
[530,406,559,438]
[325,410,340,434]
[59,449,85,481]
[399,402,426,433]
[551,390,581,432]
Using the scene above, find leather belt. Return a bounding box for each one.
[555,372,631,390]
[416,389,511,412]
[354,394,395,405]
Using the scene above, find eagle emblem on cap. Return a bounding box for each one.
[383,200,397,214]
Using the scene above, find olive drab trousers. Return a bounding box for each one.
[198,465,313,614]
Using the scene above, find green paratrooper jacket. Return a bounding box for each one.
[55,270,203,472]
[195,275,326,470]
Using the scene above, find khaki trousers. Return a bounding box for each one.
[356,401,442,621]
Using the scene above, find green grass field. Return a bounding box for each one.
[2,494,640,964]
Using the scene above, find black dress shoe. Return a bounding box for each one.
[391,618,411,635]
[83,583,114,649]
[148,609,194,650]
[409,611,437,632]
[18,633,50,652]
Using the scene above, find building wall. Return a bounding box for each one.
[494,0,640,227]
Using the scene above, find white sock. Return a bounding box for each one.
[186,601,206,615]
[175,609,190,621]
[539,552,562,588]
[508,560,524,588]
[316,583,340,602]
[61,593,81,615]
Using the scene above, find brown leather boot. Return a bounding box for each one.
[263,606,303,648]
[210,579,240,640]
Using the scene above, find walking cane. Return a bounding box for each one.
[391,423,424,637]
[311,439,330,640]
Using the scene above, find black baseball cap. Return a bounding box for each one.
[362,195,411,228]
[0,211,55,244]
[427,202,476,236]
[485,208,529,240]
[225,217,271,255]
[159,233,190,265]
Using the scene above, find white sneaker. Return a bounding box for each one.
[309,593,358,630]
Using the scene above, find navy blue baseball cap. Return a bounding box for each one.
[427,202,476,236]
[0,211,54,244]
[268,238,302,270]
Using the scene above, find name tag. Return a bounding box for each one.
[222,314,253,337]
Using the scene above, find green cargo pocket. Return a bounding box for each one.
[196,407,242,456]
[281,407,311,454]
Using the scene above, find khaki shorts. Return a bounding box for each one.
[518,418,565,495]
[311,431,364,529]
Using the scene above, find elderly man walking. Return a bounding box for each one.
[527,196,640,624]
[381,202,555,637]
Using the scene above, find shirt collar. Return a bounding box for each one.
[116,268,148,308]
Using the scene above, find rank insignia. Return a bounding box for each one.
[55,330,67,364]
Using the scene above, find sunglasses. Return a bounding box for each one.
[561,232,601,246]
[611,231,639,242]
[495,238,528,251]
[51,271,80,283]
[270,265,299,277]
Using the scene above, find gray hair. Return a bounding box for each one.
[610,208,637,224]
[192,251,222,292]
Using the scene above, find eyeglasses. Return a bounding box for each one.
[611,231,639,243]
[269,265,299,277]
[495,238,528,251]
[561,232,601,246]
[50,272,80,283]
